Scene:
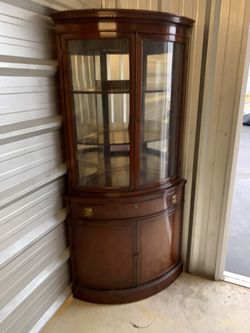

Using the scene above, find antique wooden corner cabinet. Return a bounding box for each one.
[52,9,194,304]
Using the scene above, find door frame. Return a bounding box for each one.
[187,0,250,278]
[215,24,250,281]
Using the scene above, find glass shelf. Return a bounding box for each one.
[72,80,130,94]
[77,146,130,187]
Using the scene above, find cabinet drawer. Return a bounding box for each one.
[69,196,166,220]
[68,184,184,220]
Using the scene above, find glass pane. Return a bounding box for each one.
[68,39,130,188]
[107,54,129,81]
[141,92,171,184]
[109,93,129,144]
[70,54,101,91]
[146,52,172,91]
[69,39,129,92]
[74,94,103,145]
[77,146,105,187]
[110,148,130,187]
[140,40,183,185]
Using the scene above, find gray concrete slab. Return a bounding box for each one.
[225,125,250,277]
[43,273,250,333]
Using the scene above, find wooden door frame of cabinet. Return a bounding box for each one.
[59,32,136,191]
[58,30,189,193]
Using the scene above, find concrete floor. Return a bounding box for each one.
[225,125,250,277]
[43,273,250,333]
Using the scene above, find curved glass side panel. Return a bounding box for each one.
[140,40,183,185]
[68,39,130,187]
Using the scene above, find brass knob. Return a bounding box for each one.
[170,194,177,204]
[82,207,93,217]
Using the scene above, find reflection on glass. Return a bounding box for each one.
[144,93,170,142]
[110,151,130,187]
[74,93,130,145]
[108,94,129,144]
[69,39,129,93]
[69,39,130,187]
[146,51,173,91]
[77,146,104,186]
[107,54,129,81]
[74,94,103,144]
[140,40,173,185]
[70,55,101,91]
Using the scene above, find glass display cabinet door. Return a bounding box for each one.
[68,39,130,188]
[140,39,183,186]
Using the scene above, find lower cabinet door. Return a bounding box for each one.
[139,208,182,284]
[70,221,136,289]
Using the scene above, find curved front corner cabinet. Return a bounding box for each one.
[52,9,194,304]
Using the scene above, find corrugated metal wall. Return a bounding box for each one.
[189,0,250,278]
[0,1,70,332]
[0,0,205,332]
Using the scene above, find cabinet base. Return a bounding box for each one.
[72,262,182,304]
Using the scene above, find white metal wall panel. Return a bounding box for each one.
[0,1,70,332]
[0,226,67,309]
[0,77,58,125]
[29,0,101,11]
[1,255,69,333]
[189,0,250,277]
[0,2,56,59]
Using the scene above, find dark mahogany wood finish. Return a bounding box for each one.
[52,9,194,304]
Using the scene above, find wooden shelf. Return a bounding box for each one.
[72,89,130,94]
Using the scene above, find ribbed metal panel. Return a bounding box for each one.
[0,1,70,332]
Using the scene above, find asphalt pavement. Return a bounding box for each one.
[225,125,250,277]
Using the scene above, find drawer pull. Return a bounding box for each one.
[170,194,177,204]
[82,207,93,217]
